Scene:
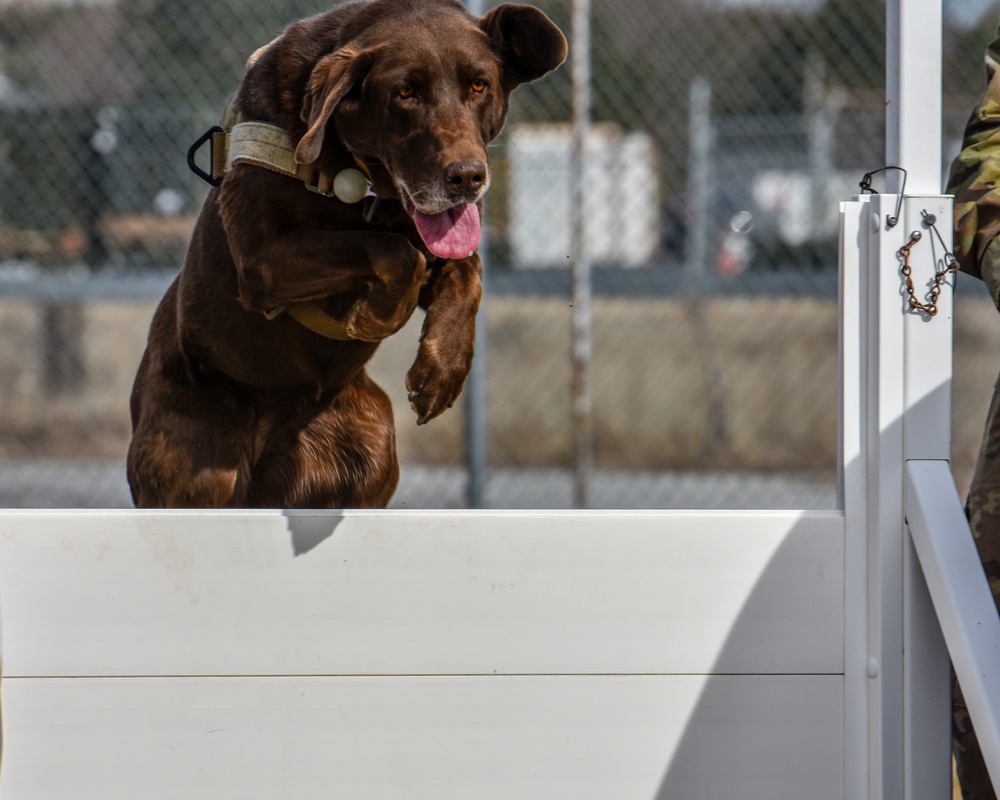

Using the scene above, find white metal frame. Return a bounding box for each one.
[907,461,1000,784]
[0,0,997,797]
[842,191,957,800]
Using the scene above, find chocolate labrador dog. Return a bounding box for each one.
[127,0,566,508]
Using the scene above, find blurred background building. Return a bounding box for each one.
[0,0,997,508]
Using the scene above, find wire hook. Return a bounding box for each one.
[859,166,907,228]
[920,209,959,270]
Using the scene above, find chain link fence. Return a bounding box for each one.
[0,0,997,509]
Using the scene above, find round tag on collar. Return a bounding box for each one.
[334,168,370,204]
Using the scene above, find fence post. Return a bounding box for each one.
[464,0,489,509]
[569,0,593,508]
[685,76,712,279]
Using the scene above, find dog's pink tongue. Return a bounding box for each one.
[411,203,481,260]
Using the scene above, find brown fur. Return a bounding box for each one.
[127,0,566,508]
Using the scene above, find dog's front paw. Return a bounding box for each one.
[405,338,473,425]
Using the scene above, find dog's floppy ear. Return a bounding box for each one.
[295,46,373,165]
[482,4,568,89]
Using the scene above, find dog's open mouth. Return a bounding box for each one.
[408,202,481,261]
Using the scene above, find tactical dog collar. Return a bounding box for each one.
[187,37,372,198]
[187,96,379,342]
[188,38,374,201]
[189,116,374,206]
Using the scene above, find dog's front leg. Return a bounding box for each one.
[219,172,432,342]
[229,226,427,343]
[405,253,482,425]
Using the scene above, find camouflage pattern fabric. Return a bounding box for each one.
[951,30,1000,305]
[949,24,1000,800]
[957,376,1000,800]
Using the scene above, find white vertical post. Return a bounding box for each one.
[900,197,952,800]
[877,2,952,796]
[886,0,943,194]
[864,193,909,800]
[839,196,871,800]
[861,195,953,800]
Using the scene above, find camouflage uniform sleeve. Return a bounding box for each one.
[948,29,1000,309]
[950,30,1000,800]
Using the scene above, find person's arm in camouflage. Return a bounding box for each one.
[950,29,1000,309]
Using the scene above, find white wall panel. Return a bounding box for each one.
[0,511,843,677]
[0,674,843,800]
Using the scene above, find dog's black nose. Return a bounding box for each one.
[445,160,487,193]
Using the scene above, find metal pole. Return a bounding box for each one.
[685,76,712,277]
[886,0,942,194]
[570,0,593,508]
[882,2,951,798]
[464,0,489,508]
[465,219,489,508]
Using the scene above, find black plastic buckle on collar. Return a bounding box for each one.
[187,125,225,187]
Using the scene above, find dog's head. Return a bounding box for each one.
[284,0,567,260]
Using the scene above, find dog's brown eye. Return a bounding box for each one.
[471,80,487,94]
[397,85,415,99]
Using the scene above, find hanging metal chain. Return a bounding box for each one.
[897,211,958,317]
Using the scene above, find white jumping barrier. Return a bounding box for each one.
[2,0,998,796]
[0,510,845,798]
[0,193,994,799]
